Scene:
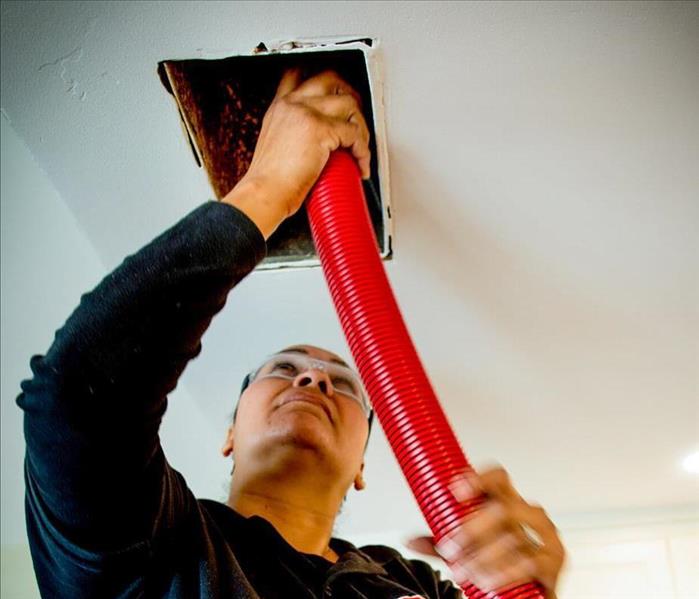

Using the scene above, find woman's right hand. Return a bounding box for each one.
[222,69,371,239]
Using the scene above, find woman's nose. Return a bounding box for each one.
[293,369,333,395]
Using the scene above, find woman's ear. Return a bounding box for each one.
[353,461,366,491]
[221,425,234,458]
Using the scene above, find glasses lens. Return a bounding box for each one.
[254,353,370,415]
[257,354,302,379]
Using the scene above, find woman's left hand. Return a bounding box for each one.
[406,466,566,598]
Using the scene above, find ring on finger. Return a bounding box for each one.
[519,522,544,551]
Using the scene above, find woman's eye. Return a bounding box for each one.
[272,362,297,375]
[332,377,356,394]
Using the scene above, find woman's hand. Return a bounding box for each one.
[222,69,371,239]
[406,466,566,598]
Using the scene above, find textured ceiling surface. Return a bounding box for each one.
[1,1,697,536]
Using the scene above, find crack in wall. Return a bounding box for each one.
[38,47,86,101]
[35,18,97,103]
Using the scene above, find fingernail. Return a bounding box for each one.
[449,476,476,501]
[362,161,371,179]
[435,537,461,561]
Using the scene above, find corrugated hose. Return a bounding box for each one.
[307,151,545,599]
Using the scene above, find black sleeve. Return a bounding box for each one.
[16,201,265,575]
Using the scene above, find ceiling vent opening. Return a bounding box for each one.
[158,38,391,270]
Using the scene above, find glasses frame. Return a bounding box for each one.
[248,352,373,418]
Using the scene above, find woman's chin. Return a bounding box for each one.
[266,410,334,452]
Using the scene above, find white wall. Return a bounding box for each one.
[0,115,105,597]
[347,506,699,598]
[2,1,698,595]
[0,101,298,595]
[0,114,225,598]
[2,86,698,599]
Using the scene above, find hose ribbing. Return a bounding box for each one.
[308,151,544,599]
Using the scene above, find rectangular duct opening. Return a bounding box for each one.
[159,38,391,269]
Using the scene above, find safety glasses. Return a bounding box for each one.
[250,352,372,417]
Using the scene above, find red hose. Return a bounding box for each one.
[308,151,545,599]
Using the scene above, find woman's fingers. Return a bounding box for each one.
[436,502,504,560]
[454,550,535,592]
[274,68,302,99]
[529,548,566,592]
[304,94,360,122]
[302,94,371,178]
[321,117,371,179]
[227,66,372,237]
[275,71,371,179]
[506,502,564,557]
[437,466,566,596]
[293,70,362,105]
[404,535,440,557]
[474,466,523,502]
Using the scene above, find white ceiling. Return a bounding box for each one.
[1,0,698,539]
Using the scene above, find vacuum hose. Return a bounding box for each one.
[308,151,544,599]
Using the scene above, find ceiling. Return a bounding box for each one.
[1,0,697,538]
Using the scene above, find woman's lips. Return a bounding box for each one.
[277,392,332,421]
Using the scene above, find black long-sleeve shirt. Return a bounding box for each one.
[17,201,460,598]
